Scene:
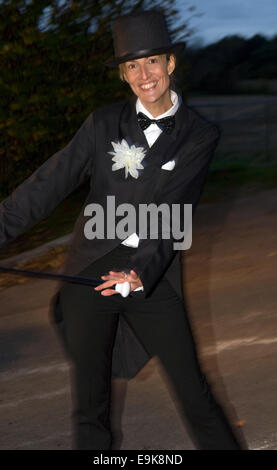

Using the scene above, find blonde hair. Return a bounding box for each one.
[119,53,176,82]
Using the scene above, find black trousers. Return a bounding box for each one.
[60,244,240,450]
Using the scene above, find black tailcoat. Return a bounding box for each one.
[0,97,220,379]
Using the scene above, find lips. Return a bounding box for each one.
[140,81,157,91]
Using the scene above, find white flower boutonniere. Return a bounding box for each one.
[109,139,146,179]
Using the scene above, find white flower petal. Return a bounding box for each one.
[137,146,146,154]
[129,168,139,179]
[121,139,129,149]
[111,141,118,151]
[112,162,124,171]
[109,139,146,179]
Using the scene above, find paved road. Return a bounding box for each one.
[0,188,276,450]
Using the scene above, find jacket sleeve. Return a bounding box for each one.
[0,113,95,250]
[129,122,220,297]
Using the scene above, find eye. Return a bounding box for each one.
[127,63,136,70]
[148,57,158,64]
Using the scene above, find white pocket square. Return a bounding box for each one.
[161,160,175,171]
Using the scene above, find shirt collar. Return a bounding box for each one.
[136,89,181,119]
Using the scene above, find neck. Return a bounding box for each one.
[141,90,173,117]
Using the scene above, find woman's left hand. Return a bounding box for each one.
[94,269,142,296]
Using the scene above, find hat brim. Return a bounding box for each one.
[104,42,185,67]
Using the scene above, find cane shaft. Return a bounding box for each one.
[0,266,100,287]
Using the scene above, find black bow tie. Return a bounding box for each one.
[137,111,175,135]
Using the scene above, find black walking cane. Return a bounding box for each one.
[0,266,131,296]
[0,265,101,287]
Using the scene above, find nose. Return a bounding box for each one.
[139,63,151,81]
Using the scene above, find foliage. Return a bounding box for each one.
[186,34,277,93]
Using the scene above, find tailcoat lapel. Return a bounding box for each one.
[119,97,148,150]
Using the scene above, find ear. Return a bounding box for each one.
[167,55,176,76]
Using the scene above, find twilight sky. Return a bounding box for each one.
[176,0,277,45]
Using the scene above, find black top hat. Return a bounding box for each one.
[105,10,185,67]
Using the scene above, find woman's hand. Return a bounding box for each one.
[94,269,142,296]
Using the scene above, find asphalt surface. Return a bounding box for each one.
[0,188,276,450]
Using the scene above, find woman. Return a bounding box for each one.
[0,10,242,450]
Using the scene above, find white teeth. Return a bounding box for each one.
[141,82,156,90]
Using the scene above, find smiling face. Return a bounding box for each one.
[121,54,176,116]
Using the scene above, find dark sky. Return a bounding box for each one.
[176,0,277,45]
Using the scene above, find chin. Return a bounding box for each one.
[138,89,166,103]
[141,95,160,103]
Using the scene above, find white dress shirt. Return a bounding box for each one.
[135,88,181,147]
[120,89,182,291]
